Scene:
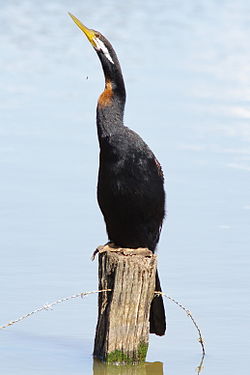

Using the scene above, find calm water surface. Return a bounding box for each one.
[1,1,250,374]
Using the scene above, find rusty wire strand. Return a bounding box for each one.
[157,292,206,356]
[0,289,111,330]
[0,288,205,360]
[0,288,205,373]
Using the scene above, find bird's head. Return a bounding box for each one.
[69,13,117,68]
[69,12,126,106]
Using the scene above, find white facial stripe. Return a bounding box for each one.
[93,37,114,64]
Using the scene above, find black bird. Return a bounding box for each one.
[69,13,166,336]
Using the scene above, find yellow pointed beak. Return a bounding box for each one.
[68,12,97,47]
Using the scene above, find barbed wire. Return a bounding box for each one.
[0,289,111,330]
[156,292,205,357]
[158,292,205,373]
[0,288,205,367]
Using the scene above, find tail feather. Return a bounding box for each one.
[149,269,166,336]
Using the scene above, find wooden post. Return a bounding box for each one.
[93,244,157,364]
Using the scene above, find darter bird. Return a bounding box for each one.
[69,13,166,336]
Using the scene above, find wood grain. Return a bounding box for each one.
[93,245,157,363]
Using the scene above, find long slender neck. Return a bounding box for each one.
[96,50,126,141]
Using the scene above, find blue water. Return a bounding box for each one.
[1,1,250,374]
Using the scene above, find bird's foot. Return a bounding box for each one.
[91,242,116,260]
[91,243,152,260]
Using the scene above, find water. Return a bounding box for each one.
[1,0,250,374]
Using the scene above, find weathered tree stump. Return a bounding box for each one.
[93,244,157,364]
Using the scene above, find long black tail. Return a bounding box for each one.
[149,269,166,336]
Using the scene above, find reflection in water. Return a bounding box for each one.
[93,359,163,375]
[93,353,205,375]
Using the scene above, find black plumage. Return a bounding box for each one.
[70,14,166,336]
